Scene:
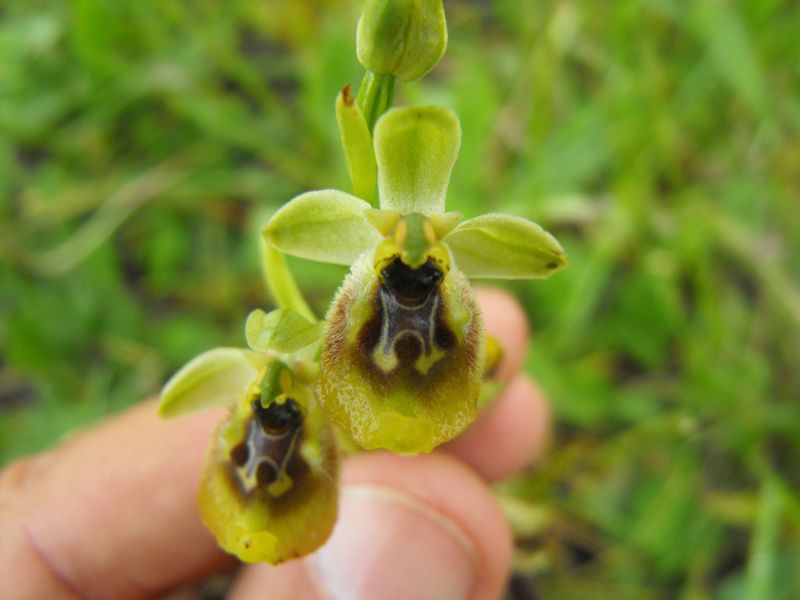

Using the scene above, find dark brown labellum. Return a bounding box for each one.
[361,258,454,376]
[229,398,308,497]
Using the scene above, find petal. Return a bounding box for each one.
[336,85,377,203]
[428,211,463,239]
[245,308,323,354]
[374,106,461,214]
[263,190,381,265]
[159,348,267,418]
[198,378,339,564]
[317,253,483,453]
[443,213,568,279]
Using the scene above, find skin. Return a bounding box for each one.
[0,288,551,600]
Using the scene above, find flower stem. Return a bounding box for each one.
[356,70,396,133]
[260,239,316,322]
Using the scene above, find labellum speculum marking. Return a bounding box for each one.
[198,368,338,564]
[229,398,308,498]
[366,258,452,376]
[318,216,484,454]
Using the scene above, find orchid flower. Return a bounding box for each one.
[158,309,337,564]
[263,104,567,454]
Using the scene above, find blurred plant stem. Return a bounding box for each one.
[3,153,192,276]
[260,239,316,322]
[746,475,781,600]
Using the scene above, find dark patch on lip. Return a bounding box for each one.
[256,461,279,487]
[380,258,443,305]
[230,442,249,466]
[228,398,309,498]
[356,258,458,379]
[394,335,423,365]
[434,315,456,350]
[253,397,303,434]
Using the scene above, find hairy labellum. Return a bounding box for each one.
[318,252,484,453]
[198,380,338,563]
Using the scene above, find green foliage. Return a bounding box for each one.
[1,0,799,596]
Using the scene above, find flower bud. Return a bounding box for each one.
[357,0,447,82]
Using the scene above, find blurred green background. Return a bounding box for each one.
[1,0,799,598]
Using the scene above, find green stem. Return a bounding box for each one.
[356,70,396,133]
[260,239,316,322]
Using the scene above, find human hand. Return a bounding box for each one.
[0,289,551,600]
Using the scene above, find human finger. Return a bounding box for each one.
[443,374,551,481]
[0,400,234,599]
[474,287,530,382]
[442,288,550,481]
[228,451,513,600]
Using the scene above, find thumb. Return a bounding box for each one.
[228,452,513,600]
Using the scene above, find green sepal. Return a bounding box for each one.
[443,213,568,279]
[245,308,323,354]
[336,85,378,203]
[159,348,268,418]
[263,190,381,265]
[374,106,461,215]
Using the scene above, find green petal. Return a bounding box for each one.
[159,348,266,418]
[443,213,568,279]
[245,308,323,354]
[199,379,338,564]
[336,85,378,203]
[374,106,461,215]
[263,190,381,265]
[317,254,483,453]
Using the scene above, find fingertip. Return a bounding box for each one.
[474,287,530,380]
[445,375,551,482]
[4,400,234,598]
[231,452,513,600]
[328,452,512,600]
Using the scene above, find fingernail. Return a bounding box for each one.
[311,484,477,600]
